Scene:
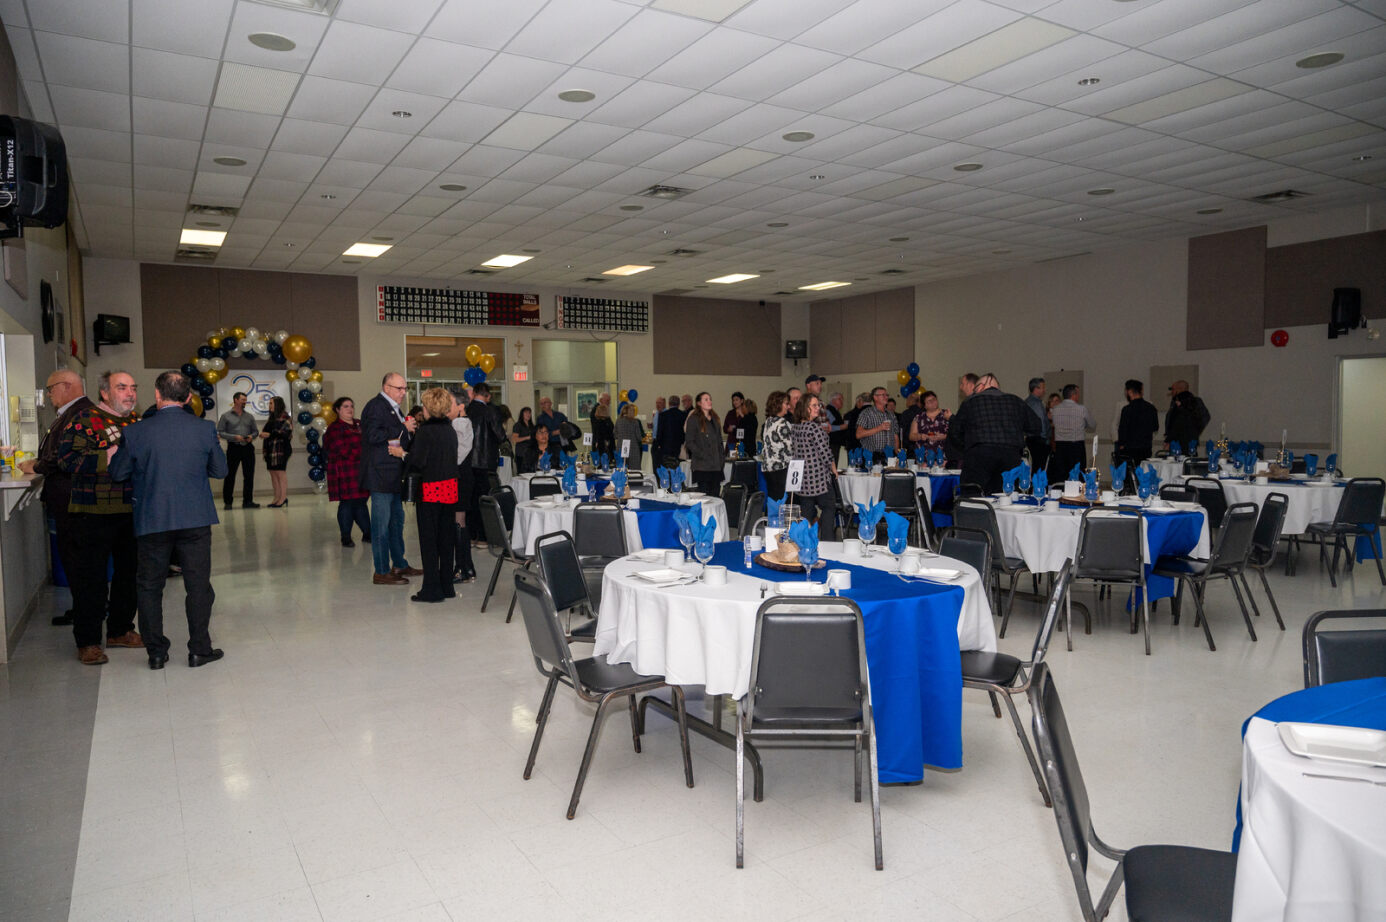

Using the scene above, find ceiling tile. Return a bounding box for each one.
[589,81,700,130]
[28,0,128,43]
[222,1,330,71]
[131,48,219,105]
[134,164,193,193]
[391,136,470,172]
[456,53,568,109]
[647,27,780,91]
[1142,0,1339,62]
[259,150,327,183]
[51,85,132,132]
[579,9,713,78]
[63,129,132,164]
[337,0,446,33]
[271,119,350,156]
[419,99,512,144]
[426,0,548,50]
[308,20,415,85]
[204,108,281,147]
[866,1,1020,70]
[132,0,233,58]
[710,42,841,101]
[355,91,450,134]
[33,31,129,93]
[131,96,205,139]
[507,0,638,66]
[286,76,377,126]
[334,126,412,164]
[386,38,493,98]
[68,157,133,186]
[725,0,857,41]
[796,0,951,56]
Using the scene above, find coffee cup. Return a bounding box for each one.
[664,550,684,568]
[1101,490,1116,503]
[899,552,922,574]
[703,565,727,586]
[628,497,640,509]
[745,535,764,552]
[827,569,851,591]
[842,538,863,558]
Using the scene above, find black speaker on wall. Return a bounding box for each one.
[1328,287,1362,339]
[0,114,69,239]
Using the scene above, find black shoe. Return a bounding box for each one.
[361,533,371,543]
[410,593,444,603]
[341,536,355,548]
[148,653,168,670]
[224,502,232,510]
[188,649,225,667]
[242,502,261,509]
[52,609,74,626]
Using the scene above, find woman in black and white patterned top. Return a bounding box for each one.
[790,393,837,539]
[761,390,792,501]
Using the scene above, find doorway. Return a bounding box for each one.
[1338,355,1386,477]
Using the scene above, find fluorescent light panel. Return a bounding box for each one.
[798,281,851,291]
[914,19,1075,83]
[707,273,759,284]
[343,242,391,257]
[481,254,532,268]
[603,265,655,276]
[179,229,226,246]
[1104,78,1251,125]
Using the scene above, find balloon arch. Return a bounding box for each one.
[181,325,329,483]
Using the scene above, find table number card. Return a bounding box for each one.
[735,429,744,440]
[620,439,631,458]
[786,460,805,493]
[582,432,592,446]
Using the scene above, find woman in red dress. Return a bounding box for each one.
[323,396,371,547]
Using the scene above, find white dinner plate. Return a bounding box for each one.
[917,567,963,581]
[1278,722,1386,768]
[630,549,667,562]
[772,582,828,596]
[631,568,689,584]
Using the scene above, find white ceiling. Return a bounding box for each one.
[4,0,1384,298]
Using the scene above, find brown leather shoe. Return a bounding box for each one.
[373,572,409,585]
[105,631,144,648]
[78,646,109,665]
[393,567,424,577]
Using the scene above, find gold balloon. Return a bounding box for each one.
[465,344,482,366]
[202,368,222,385]
[478,353,496,375]
[189,394,204,417]
[281,334,312,364]
[897,369,910,386]
[320,406,336,426]
[310,370,323,383]
[230,326,246,339]
[207,334,222,347]
[285,370,300,382]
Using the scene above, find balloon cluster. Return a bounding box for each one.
[616,387,639,416]
[461,344,497,387]
[895,361,922,398]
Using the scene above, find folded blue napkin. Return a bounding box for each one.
[786,518,819,562]
[1303,453,1317,476]
[884,511,909,552]
[855,499,885,532]
[1032,469,1048,499]
[1083,468,1099,499]
[1206,440,1216,456]
[915,444,926,464]
[1285,450,1296,467]
[598,452,609,470]
[1110,461,1127,492]
[1183,441,1195,457]
[689,508,717,547]
[615,454,626,470]
[673,509,692,541]
[611,468,628,496]
[562,464,577,495]
[1001,468,1016,494]
[1326,453,1337,472]
[537,451,551,471]
[1017,464,1031,492]
[1250,441,1263,457]
[672,466,685,488]
[1208,447,1221,469]
[766,494,785,526]
[896,449,908,466]
[1135,464,1160,496]
[657,467,670,489]
[1068,463,1083,482]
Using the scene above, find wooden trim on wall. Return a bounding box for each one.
[1186,227,1265,350]
[808,286,916,375]
[651,295,781,375]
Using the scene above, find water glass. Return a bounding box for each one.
[695,538,715,573]
[679,521,694,560]
[799,543,818,582]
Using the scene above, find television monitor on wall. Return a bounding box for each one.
[92,314,130,355]
[785,339,807,359]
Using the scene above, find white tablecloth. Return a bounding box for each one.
[1208,479,1347,535]
[509,472,635,503]
[1149,458,1187,483]
[593,541,995,699]
[990,502,1210,574]
[510,496,729,555]
[1232,717,1386,922]
[837,468,957,508]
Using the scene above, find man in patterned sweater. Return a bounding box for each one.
[55,371,142,665]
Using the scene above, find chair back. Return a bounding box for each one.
[959,481,985,499]
[1303,609,1386,687]
[1186,477,1228,528]
[741,491,766,539]
[915,487,939,550]
[513,568,578,682]
[1183,458,1209,476]
[1249,492,1289,567]
[722,482,748,537]
[1207,502,1258,573]
[731,459,759,491]
[492,484,518,530]
[529,476,561,498]
[939,530,990,582]
[1334,477,1386,526]
[626,470,645,486]
[1029,561,1073,669]
[1074,509,1142,581]
[745,597,868,723]
[1159,483,1196,503]
[880,470,917,510]
[572,502,628,559]
[953,499,1004,568]
[660,456,680,470]
[1029,662,1099,880]
[479,495,514,559]
[533,531,592,615]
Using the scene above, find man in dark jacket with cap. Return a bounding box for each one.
[359,372,420,585]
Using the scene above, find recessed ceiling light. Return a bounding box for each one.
[523,249,542,254]
[619,204,644,211]
[558,89,595,103]
[808,174,826,180]
[782,131,814,142]
[603,265,655,276]
[481,254,532,268]
[1352,154,1373,161]
[371,236,394,242]
[1077,77,1100,86]
[954,163,983,172]
[343,242,391,257]
[439,183,467,192]
[180,229,225,247]
[1197,208,1223,215]
[212,156,246,167]
[194,221,221,228]
[391,110,412,119]
[320,193,336,200]
[1087,188,1115,196]
[247,32,296,52]
[420,352,440,357]
[798,281,851,291]
[283,242,295,247]
[889,236,909,242]
[767,222,789,228]
[1296,52,1344,69]
[707,273,758,284]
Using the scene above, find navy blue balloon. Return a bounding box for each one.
[900,385,910,398]
[220,337,238,351]
[302,356,316,369]
[297,411,313,425]
[181,363,197,377]
[906,362,920,377]
[213,348,228,359]
[199,383,214,397]
[197,345,213,359]
[298,389,313,402]
[203,396,214,410]
[308,467,326,482]
[273,353,286,364]
[267,341,281,354]
[305,428,319,442]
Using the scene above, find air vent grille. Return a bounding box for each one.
[638,184,696,199]
[175,246,219,261]
[667,248,703,257]
[187,203,240,217]
[1249,189,1310,204]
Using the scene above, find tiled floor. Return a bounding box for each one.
[5,496,1384,921]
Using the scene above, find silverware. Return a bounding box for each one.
[760,582,769,599]
[1302,772,1386,786]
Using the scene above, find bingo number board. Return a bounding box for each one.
[377,285,540,326]
[556,296,649,333]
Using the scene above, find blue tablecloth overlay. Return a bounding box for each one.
[628,498,692,549]
[927,473,959,528]
[1231,677,1386,850]
[708,541,965,782]
[1135,509,1205,602]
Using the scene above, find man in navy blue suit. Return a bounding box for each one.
[109,371,228,670]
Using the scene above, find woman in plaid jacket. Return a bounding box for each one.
[324,397,371,547]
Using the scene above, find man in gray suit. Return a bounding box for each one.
[109,371,228,670]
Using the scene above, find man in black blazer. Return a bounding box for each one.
[654,394,685,468]
[359,371,419,585]
[109,371,228,669]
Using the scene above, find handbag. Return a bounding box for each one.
[400,469,424,503]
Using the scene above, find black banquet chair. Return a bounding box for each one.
[1029,662,1236,922]
[1302,609,1386,687]
[737,596,881,870]
[528,475,561,498]
[533,530,597,643]
[721,482,747,540]
[1304,477,1386,588]
[1152,502,1259,652]
[953,498,1029,637]
[1243,492,1289,633]
[572,502,629,606]
[513,568,693,819]
[479,494,531,622]
[1185,476,1228,530]
[1068,509,1148,654]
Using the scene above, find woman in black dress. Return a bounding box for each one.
[511,406,538,473]
[403,387,461,603]
[260,396,293,507]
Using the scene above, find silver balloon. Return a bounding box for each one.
[209,357,226,372]
[285,360,299,371]
[244,326,261,342]
[253,340,269,355]
[205,330,220,343]
[310,416,327,433]
[297,402,311,415]
[194,357,211,373]
[274,329,290,344]
[308,401,322,415]
[306,380,323,394]
[297,367,313,381]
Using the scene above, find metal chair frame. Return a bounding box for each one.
[528,475,561,498]
[1158,483,1197,504]
[533,530,598,643]
[1302,609,1386,687]
[1305,477,1386,588]
[1152,502,1259,651]
[1067,509,1148,654]
[915,486,940,551]
[1244,492,1289,633]
[1185,476,1228,530]
[953,498,1029,637]
[740,491,766,541]
[479,494,531,622]
[721,482,748,540]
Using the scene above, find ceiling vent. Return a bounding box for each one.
[580,277,607,283]
[1035,251,1092,263]
[639,184,696,200]
[188,203,240,218]
[666,248,703,257]
[880,268,907,275]
[1249,189,1310,204]
[464,268,497,276]
[175,246,219,261]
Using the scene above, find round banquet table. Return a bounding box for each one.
[1148,457,1187,484]
[508,471,631,503]
[837,469,961,522]
[593,540,996,782]
[1231,678,1386,922]
[510,495,728,555]
[1189,474,1348,536]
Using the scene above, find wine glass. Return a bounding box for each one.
[887,529,906,565]
[694,536,715,575]
[799,541,818,582]
[672,476,683,498]
[678,519,695,561]
[1137,480,1152,507]
[858,515,874,552]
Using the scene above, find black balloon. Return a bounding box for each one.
[297,411,312,425]
[272,353,286,364]
[221,337,238,351]
[197,345,213,359]
[267,341,281,354]
[305,428,319,442]
[302,356,316,369]
[181,363,197,377]
[213,348,227,359]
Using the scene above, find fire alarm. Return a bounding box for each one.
[1271,329,1289,347]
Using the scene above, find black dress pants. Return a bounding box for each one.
[415,502,456,600]
[763,468,787,501]
[69,512,138,648]
[137,526,215,657]
[691,470,723,497]
[961,444,1022,495]
[224,443,256,505]
[798,490,837,540]
[1053,441,1087,480]
[1026,436,1050,474]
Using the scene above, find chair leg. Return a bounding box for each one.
[1189,579,1216,651]
[1004,572,1020,627]
[524,672,560,780]
[1320,537,1337,588]
[988,691,1002,718]
[627,695,642,754]
[1140,584,1151,656]
[736,717,746,869]
[1064,584,1073,652]
[567,696,612,820]
[853,733,863,803]
[481,556,503,612]
[504,585,519,623]
[1170,579,1182,624]
[997,571,1011,638]
[671,686,694,789]
[1228,573,1257,642]
[1374,543,1386,587]
[1255,568,1285,631]
[1001,690,1050,807]
[865,707,883,871]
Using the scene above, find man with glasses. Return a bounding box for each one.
[20,370,93,626]
[360,372,420,586]
[854,387,900,466]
